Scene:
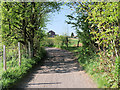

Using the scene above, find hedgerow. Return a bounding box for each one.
[1,47,46,89]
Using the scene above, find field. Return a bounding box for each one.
[69,38,78,46]
[47,37,79,47]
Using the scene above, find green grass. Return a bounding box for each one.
[69,38,78,47]
[61,45,119,88]
[1,47,46,89]
[61,46,80,53]
[43,37,78,48]
[41,37,119,88]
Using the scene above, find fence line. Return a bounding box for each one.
[3,45,6,71]
[18,42,21,66]
[2,42,31,71]
[28,42,31,59]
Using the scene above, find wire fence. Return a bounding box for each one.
[1,42,31,71]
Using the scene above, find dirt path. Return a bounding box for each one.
[15,47,97,88]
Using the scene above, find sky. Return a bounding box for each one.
[46,5,77,36]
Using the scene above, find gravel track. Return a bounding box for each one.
[15,47,97,88]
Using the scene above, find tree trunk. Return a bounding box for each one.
[22,2,27,49]
[77,39,80,47]
[30,39,34,58]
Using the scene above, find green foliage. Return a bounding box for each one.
[66,2,94,50]
[85,55,119,88]
[40,37,55,47]
[54,35,66,48]
[65,2,119,88]
[41,35,71,48]
[62,45,119,88]
[1,2,61,57]
[53,35,70,48]
[68,38,78,47]
[71,32,74,38]
[1,2,62,89]
[87,2,119,57]
[1,47,46,89]
[85,3,119,88]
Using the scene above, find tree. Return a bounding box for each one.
[66,2,95,51]
[66,2,119,88]
[71,32,74,38]
[1,2,62,57]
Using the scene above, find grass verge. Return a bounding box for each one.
[1,47,47,89]
[61,46,119,88]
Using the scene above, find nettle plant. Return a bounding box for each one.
[87,2,119,58]
[65,2,119,87]
[86,2,119,87]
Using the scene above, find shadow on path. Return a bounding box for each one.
[28,82,61,85]
[33,47,82,74]
[14,47,97,88]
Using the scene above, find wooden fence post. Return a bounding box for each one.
[18,42,21,66]
[28,42,31,59]
[3,45,6,71]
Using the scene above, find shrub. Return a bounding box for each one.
[54,35,70,48]
[54,35,65,47]
[77,47,119,88]
[40,37,55,47]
